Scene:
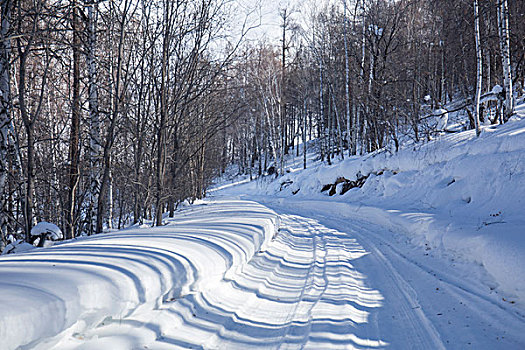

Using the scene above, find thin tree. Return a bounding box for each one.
[154,0,170,226]
[65,0,82,239]
[96,0,136,234]
[343,0,352,156]
[279,8,289,176]
[87,0,101,235]
[497,0,513,120]
[0,0,11,245]
[474,0,482,136]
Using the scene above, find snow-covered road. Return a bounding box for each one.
[1,199,525,349]
[257,198,525,349]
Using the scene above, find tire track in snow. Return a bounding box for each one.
[279,216,330,348]
[278,217,387,350]
[201,213,386,349]
[202,215,326,349]
[200,218,317,348]
[355,234,445,349]
[263,200,525,349]
[341,217,525,349]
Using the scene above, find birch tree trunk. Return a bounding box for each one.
[319,59,326,163]
[474,0,482,136]
[497,0,513,120]
[87,0,101,235]
[330,85,344,160]
[358,1,366,154]
[262,97,278,163]
[343,0,352,156]
[279,9,287,176]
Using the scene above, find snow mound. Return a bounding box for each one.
[1,240,35,255]
[31,222,63,240]
[434,108,449,131]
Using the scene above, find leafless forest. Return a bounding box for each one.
[0,0,523,250]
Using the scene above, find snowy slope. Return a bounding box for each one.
[0,200,278,350]
[215,107,525,310]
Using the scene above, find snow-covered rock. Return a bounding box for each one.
[1,240,35,255]
[434,108,449,131]
[31,222,63,241]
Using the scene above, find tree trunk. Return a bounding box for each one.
[474,0,482,136]
[66,0,81,239]
[155,0,170,226]
[303,100,307,169]
[330,85,344,160]
[87,0,100,235]
[497,0,513,120]
[107,168,113,230]
[319,59,327,163]
[343,0,352,156]
[96,0,128,234]
[24,123,34,240]
[280,10,287,176]
[0,0,11,245]
[17,40,33,241]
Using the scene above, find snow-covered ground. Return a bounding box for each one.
[6,198,525,349]
[210,104,525,347]
[2,106,525,349]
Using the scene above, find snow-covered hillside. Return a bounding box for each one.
[215,103,525,310]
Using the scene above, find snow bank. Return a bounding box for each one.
[0,200,279,350]
[1,240,35,255]
[229,114,525,308]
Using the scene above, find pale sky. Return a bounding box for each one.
[234,0,341,44]
[230,0,311,43]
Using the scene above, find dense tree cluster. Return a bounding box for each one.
[0,0,523,250]
[0,0,248,249]
[229,0,524,178]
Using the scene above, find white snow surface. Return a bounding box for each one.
[1,240,35,255]
[226,114,525,311]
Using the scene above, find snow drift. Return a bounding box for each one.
[0,200,279,350]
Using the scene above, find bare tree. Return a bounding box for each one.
[497,0,514,120]
[474,0,482,136]
[0,0,11,247]
[86,0,101,235]
[65,0,82,239]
